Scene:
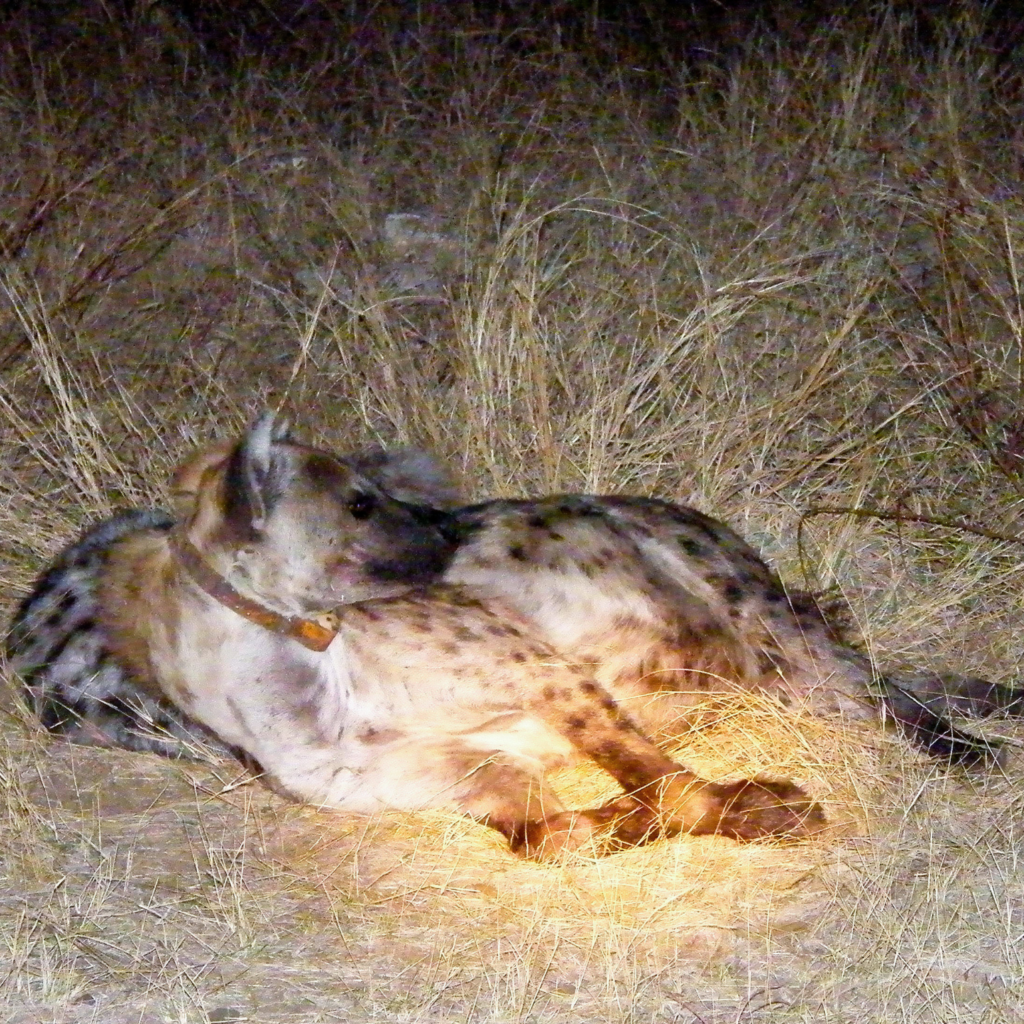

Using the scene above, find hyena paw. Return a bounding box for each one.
[509,797,660,860]
[505,780,824,859]
[702,778,826,842]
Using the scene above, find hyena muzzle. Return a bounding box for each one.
[6,414,823,859]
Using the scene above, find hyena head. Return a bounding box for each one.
[182,413,457,614]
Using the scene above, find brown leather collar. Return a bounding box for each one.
[170,531,339,652]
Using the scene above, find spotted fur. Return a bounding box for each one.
[6,508,223,756]
[322,448,1022,766]
[440,494,1021,766]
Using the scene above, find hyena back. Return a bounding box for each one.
[347,447,1021,764]
[7,415,822,858]
[440,493,1022,765]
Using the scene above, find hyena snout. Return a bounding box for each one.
[358,501,459,587]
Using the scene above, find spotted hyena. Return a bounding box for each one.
[7,414,821,859]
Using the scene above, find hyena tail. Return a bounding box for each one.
[872,673,1024,767]
[890,672,1024,719]
[5,508,218,758]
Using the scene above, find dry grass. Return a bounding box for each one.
[2,2,1024,1021]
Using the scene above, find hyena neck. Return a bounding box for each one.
[169,530,338,652]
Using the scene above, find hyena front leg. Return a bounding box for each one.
[517,664,826,855]
[314,731,690,861]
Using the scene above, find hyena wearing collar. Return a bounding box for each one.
[7,414,822,858]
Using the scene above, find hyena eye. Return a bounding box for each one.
[347,493,377,520]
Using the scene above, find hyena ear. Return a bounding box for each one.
[227,412,294,532]
[168,439,237,517]
[344,446,461,508]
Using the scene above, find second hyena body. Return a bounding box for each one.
[7,508,225,757]
[8,416,820,858]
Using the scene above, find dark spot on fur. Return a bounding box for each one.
[567,716,587,731]
[40,618,97,667]
[579,681,598,694]
[453,626,480,643]
[723,582,744,604]
[527,513,565,541]
[542,686,556,701]
[510,652,527,663]
[359,726,400,745]
[442,589,485,609]
[690,518,723,543]
[303,452,351,492]
[678,536,707,558]
[509,545,528,561]
[44,590,79,629]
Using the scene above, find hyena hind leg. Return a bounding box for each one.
[508,776,826,860]
[447,752,693,861]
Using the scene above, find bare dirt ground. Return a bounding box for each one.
[3,3,1024,1021]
